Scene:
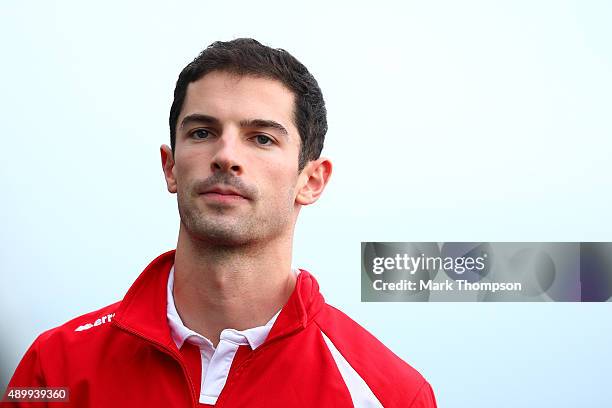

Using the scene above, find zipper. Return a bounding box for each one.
[112,320,197,408]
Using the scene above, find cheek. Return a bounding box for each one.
[173,150,201,178]
[274,172,300,203]
[255,163,292,195]
[172,159,199,195]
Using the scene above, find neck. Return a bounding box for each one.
[172,223,297,347]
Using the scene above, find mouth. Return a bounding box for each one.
[199,186,249,203]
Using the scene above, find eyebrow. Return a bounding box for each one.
[180,114,220,130]
[239,118,288,137]
[180,113,289,138]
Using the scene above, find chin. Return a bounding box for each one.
[186,221,254,247]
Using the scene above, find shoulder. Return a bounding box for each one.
[313,303,423,379]
[8,301,123,387]
[314,303,437,408]
[33,300,122,356]
[45,300,120,336]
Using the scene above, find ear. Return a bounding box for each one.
[295,157,332,205]
[160,144,177,194]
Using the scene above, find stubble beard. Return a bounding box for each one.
[176,183,295,248]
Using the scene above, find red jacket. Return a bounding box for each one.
[4,250,437,407]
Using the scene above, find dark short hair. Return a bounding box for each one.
[169,38,327,171]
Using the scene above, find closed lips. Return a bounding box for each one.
[201,187,248,199]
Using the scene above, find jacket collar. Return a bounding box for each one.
[112,250,325,350]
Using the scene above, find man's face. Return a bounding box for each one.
[162,71,304,246]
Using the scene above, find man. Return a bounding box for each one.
[5,38,436,407]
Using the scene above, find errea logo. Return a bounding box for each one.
[75,313,115,332]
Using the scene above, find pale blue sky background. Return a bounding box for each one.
[1,1,611,406]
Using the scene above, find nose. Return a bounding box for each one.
[210,130,243,176]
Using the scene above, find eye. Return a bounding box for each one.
[254,134,273,146]
[192,129,210,140]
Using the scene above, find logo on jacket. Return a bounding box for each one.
[74,313,115,332]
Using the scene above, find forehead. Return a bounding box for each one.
[180,71,297,134]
